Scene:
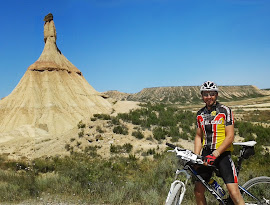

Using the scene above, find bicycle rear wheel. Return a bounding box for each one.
[241,176,270,205]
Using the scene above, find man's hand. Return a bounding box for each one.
[204,154,217,165]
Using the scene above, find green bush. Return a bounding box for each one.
[113,125,128,135]
[115,103,196,139]
[93,114,111,120]
[77,120,86,129]
[153,127,167,141]
[78,130,84,138]
[110,143,133,153]
[84,145,100,157]
[132,130,144,139]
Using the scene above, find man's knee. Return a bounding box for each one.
[194,182,205,196]
[227,183,243,202]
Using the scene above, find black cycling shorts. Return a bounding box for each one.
[196,149,238,184]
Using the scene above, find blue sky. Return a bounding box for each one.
[0,0,270,99]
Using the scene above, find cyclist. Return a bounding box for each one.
[194,81,245,205]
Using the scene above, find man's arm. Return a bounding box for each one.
[213,124,234,157]
[194,127,203,155]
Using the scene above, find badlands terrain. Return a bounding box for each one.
[0,13,269,160]
[1,93,270,160]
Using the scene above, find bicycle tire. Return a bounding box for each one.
[165,183,182,205]
[241,176,270,205]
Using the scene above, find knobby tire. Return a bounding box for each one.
[166,183,182,205]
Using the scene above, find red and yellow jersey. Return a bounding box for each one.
[196,102,234,152]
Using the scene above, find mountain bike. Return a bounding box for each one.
[165,141,270,205]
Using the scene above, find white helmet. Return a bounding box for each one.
[200,81,218,93]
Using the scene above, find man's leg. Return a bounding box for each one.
[194,181,207,205]
[226,183,245,205]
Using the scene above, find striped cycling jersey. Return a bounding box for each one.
[196,102,234,152]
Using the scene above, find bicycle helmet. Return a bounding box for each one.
[200,81,218,93]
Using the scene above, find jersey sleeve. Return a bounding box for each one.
[196,110,203,128]
[224,106,234,126]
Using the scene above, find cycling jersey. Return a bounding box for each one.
[196,102,234,152]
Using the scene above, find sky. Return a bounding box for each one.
[0,0,270,99]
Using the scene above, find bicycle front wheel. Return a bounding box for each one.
[241,176,270,205]
[166,183,181,205]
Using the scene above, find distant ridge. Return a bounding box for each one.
[104,85,270,104]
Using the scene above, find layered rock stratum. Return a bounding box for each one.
[104,85,270,103]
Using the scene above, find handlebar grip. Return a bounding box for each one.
[166,142,176,149]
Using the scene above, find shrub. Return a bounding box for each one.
[111,117,120,125]
[78,130,84,138]
[65,144,71,151]
[153,127,167,141]
[179,132,189,140]
[93,114,111,120]
[77,120,86,129]
[33,158,55,173]
[113,125,128,135]
[146,148,156,155]
[132,130,144,139]
[96,126,104,133]
[110,143,133,153]
[84,146,100,157]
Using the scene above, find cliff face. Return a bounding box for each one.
[104,85,270,104]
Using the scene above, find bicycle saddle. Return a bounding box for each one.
[233,141,256,147]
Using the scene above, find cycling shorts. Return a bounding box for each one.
[196,149,238,184]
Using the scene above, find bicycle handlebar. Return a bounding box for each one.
[166,142,204,165]
[166,142,176,149]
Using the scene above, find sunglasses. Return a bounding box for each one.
[202,92,217,97]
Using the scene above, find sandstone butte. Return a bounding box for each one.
[0,13,113,159]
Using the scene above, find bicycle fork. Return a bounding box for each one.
[166,169,191,205]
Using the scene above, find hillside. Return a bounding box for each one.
[104,85,270,104]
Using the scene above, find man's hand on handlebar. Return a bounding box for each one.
[203,154,216,166]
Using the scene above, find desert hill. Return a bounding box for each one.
[0,13,113,159]
[104,85,270,103]
[0,13,112,137]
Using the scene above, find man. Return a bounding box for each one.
[194,81,244,205]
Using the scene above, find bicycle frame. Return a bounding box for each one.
[166,141,261,205]
[181,164,227,204]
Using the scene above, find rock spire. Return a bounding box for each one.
[0,13,112,136]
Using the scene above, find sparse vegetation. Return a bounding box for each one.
[77,120,86,129]
[114,103,196,141]
[235,121,270,145]
[0,102,268,204]
[0,140,268,204]
[78,130,84,138]
[96,125,105,133]
[93,113,111,120]
[110,143,133,153]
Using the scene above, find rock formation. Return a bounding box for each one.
[0,13,112,136]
